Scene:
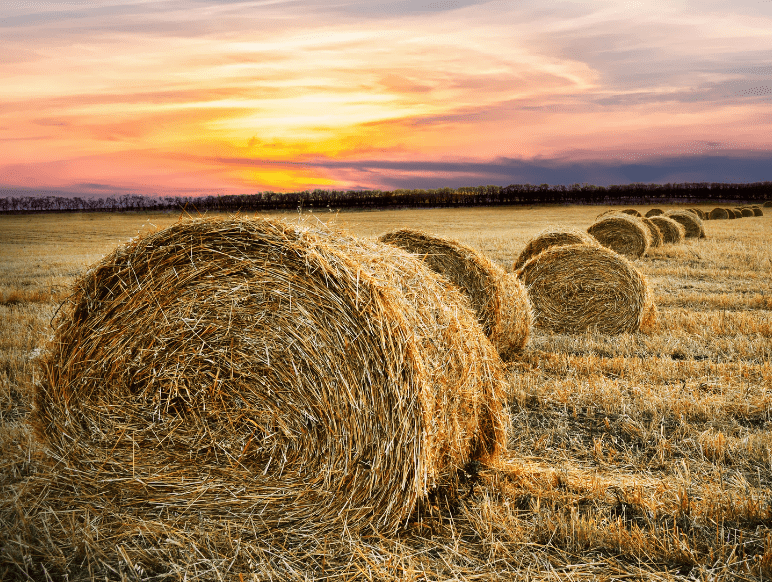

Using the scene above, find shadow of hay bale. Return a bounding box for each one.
[35,217,509,535]
[379,228,531,360]
[515,244,655,335]
[587,214,650,259]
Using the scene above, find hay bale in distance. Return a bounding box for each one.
[645,208,664,218]
[37,217,510,535]
[764,201,772,208]
[379,228,531,359]
[664,210,705,239]
[709,207,729,220]
[587,213,650,259]
[640,217,663,248]
[516,243,654,334]
[740,208,754,218]
[751,206,764,217]
[649,215,685,244]
[621,209,642,217]
[512,227,599,271]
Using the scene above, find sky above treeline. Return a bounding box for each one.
[1,0,771,196]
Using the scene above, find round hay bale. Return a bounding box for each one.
[740,208,754,217]
[516,244,654,334]
[751,206,763,217]
[709,207,729,220]
[379,228,531,359]
[763,201,772,208]
[587,214,650,259]
[730,208,742,218]
[621,208,642,217]
[640,217,663,248]
[36,217,509,535]
[645,208,664,218]
[649,215,685,244]
[664,210,705,238]
[512,227,600,271]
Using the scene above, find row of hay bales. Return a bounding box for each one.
[38,214,667,537]
[706,205,764,219]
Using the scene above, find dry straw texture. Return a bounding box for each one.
[512,227,599,271]
[515,243,654,334]
[587,213,650,259]
[639,217,663,248]
[649,215,685,244]
[645,208,664,217]
[379,228,531,360]
[709,207,729,220]
[741,208,755,217]
[688,208,708,220]
[36,217,510,536]
[664,210,706,238]
[621,208,642,217]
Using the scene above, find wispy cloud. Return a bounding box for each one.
[1,0,770,194]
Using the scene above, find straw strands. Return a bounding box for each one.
[649,216,685,244]
[709,207,729,220]
[621,209,642,217]
[664,210,706,238]
[587,213,650,259]
[512,227,599,271]
[645,209,664,217]
[36,217,510,535]
[379,228,531,359]
[515,244,654,334]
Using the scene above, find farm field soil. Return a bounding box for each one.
[1,205,771,581]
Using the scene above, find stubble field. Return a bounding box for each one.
[1,205,771,581]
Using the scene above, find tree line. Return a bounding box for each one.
[1,182,771,214]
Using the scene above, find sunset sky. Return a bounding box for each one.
[1,0,771,196]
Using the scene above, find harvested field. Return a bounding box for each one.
[1,205,771,581]
[379,228,531,359]
[587,213,650,259]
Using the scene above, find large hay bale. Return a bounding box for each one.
[379,228,531,359]
[709,207,729,220]
[664,210,705,238]
[649,215,685,244]
[36,217,509,535]
[512,227,599,271]
[751,206,764,217]
[640,217,663,248]
[587,213,650,259]
[515,244,654,334]
[740,208,754,217]
[645,208,664,218]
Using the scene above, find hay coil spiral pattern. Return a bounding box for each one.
[587,214,650,259]
[645,209,664,218]
[649,216,685,244]
[639,217,663,248]
[664,210,706,238]
[515,244,654,334]
[36,217,509,534]
[512,227,599,271]
[379,228,531,359]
